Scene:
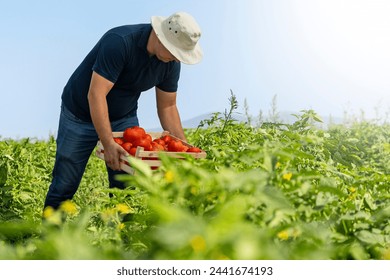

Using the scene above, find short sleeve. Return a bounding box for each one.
[156,62,181,92]
[92,33,128,83]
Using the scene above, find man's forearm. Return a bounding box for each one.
[86,71,125,170]
[87,72,116,147]
[88,92,114,146]
[158,105,186,141]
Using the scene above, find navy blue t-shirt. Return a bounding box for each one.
[61,24,181,122]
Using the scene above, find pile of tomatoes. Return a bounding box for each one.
[113,126,202,156]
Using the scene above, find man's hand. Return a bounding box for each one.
[103,139,128,171]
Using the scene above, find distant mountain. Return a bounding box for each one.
[180,111,344,128]
[182,113,214,128]
[148,111,344,130]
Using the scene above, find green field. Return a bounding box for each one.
[1,98,389,260]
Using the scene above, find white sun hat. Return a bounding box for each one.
[151,12,203,65]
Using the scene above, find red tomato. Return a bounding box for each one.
[151,142,165,151]
[145,133,152,143]
[113,137,124,145]
[160,135,172,144]
[168,139,187,152]
[132,126,146,135]
[121,142,132,153]
[133,136,152,150]
[129,147,137,156]
[187,147,202,153]
[153,138,165,146]
[123,126,146,143]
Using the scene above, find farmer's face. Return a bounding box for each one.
[156,39,179,63]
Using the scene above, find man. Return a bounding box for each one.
[44,11,203,210]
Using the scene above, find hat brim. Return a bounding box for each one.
[151,16,203,65]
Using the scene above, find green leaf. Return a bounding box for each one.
[355,230,385,245]
[363,193,377,210]
[128,156,152,177]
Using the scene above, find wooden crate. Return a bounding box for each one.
[95,131,206,174]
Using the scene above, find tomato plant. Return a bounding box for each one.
[1,96,390,261]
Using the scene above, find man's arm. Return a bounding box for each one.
[88,71,127,171]
[155,87,187,141]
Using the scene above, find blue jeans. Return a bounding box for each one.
[44,104,139,209]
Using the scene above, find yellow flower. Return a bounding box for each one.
[42,206,55,219]
[165,170,174,183]
[282,172,293,181]
[275,162,281,169]
[277,230,289,240]
[117,223,125,231]
[59,200,77,215]
[42,206,62,225]
[116,203,132,214]
[190,235,206,253]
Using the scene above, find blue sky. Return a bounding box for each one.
[1,0,390,139]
